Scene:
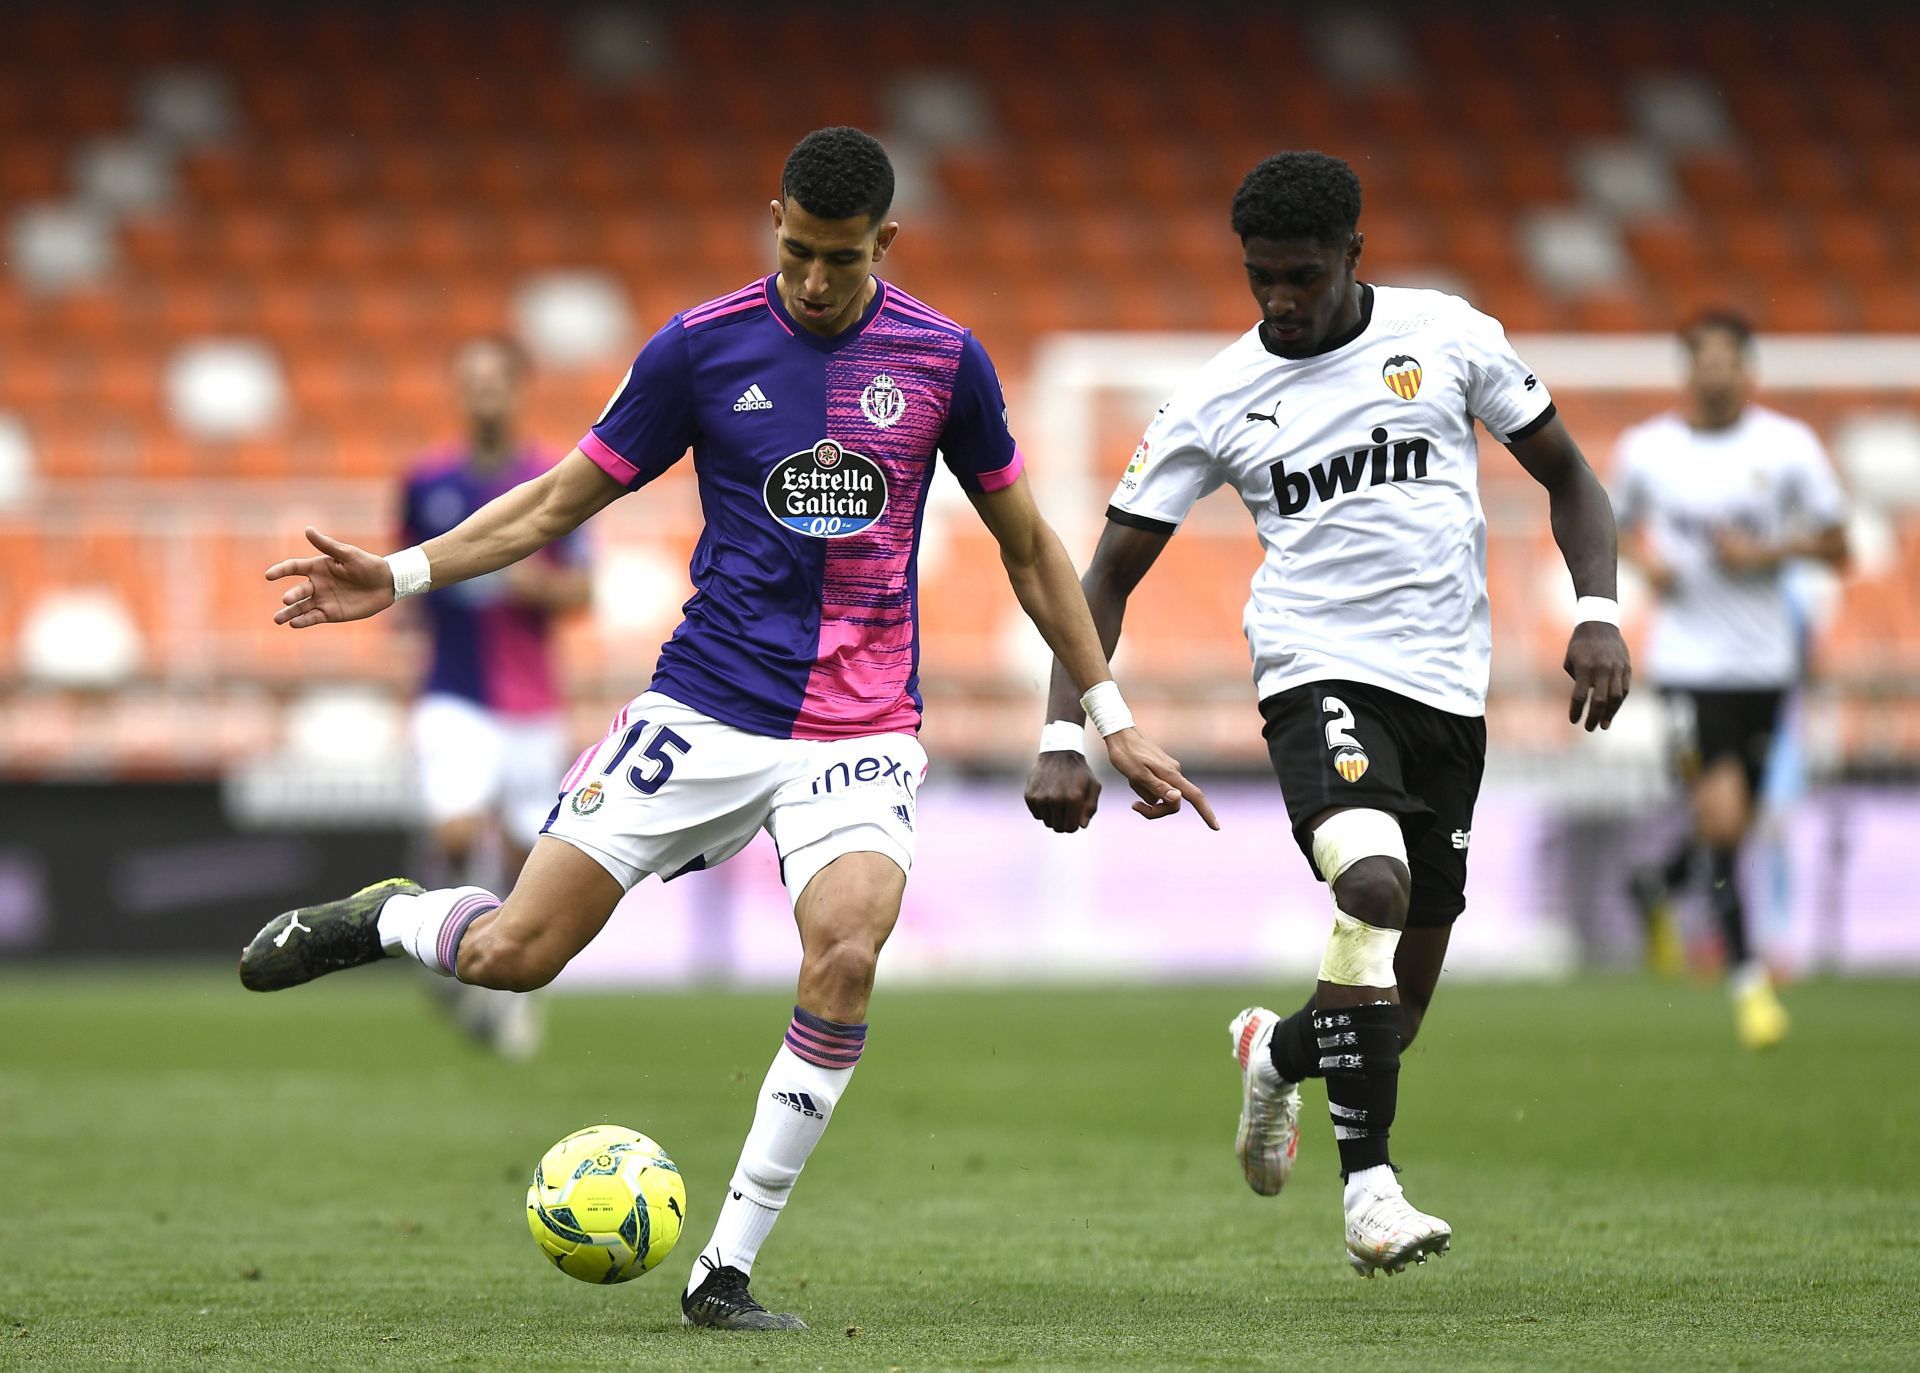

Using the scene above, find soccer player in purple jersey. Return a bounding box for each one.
[238,127,1215,1330]
[400,336,591,1058]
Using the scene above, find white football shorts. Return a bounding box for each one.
[411,693,568,848]
[541,690,926,904]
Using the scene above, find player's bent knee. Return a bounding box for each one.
[801,935,880,999]
[1334,858,1411,927]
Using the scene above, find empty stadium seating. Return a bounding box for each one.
[0,3,1915,768]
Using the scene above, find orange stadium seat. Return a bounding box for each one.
[1719,210,1810,279]
[1769,141,1862,205]
[1674,150,1767,211]
[1825,81,1907,143]
[0,138,69,200]
[1861,147,1920,209]
[1856,274,1920,333]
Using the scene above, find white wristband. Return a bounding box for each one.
[1039,720,1088,756]
[388,546,432,600]
[1575,595,1620,628]
[1079,680,1135,738]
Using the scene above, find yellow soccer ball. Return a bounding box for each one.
[526,1125,686,1284]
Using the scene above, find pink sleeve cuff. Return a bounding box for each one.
[579,430,640,486]
[974,446,1026,493]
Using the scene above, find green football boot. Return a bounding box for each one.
[239,877,420,992]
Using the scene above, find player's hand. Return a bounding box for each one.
[1101,729,1220,829]
[1024,749,1103,832]
[1565,622,1630,732]
[1714,529,1780,575]
[265,526,395,628]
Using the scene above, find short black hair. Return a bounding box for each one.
[1231,151,1363,247]
[781,126,895,224]
[1682,309,1755,353]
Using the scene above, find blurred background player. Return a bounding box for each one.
[397,335,591,1059]
[1024,152,1629,1277]
[1616,312,1850,1049]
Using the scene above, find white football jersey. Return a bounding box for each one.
[1612,405,1846,689]
[1109,284,1552,717]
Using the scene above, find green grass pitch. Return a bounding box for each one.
[1,968,1914,1371]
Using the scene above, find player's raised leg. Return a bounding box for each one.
[1236,924,1452,1197]
[1302,807,1451,1277]
[682,847,904,1332]
[239,836,623,993]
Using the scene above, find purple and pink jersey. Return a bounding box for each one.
[581,274,1023,740]
[401,448,584,716]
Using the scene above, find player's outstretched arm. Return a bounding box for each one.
[267,449,623,629]
[967,476,1216,830]
[1508,416,1632,731]
[1023,517,1175,832]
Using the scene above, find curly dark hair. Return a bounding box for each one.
[1230,152,1363,247]
[780,127,895,224]
[1682,309,1755,353]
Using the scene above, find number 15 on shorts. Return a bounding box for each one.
[603,719,693,795]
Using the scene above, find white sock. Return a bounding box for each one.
[375,886,499,977]
[688,1194,782,1291]
[1728,962,1769,998]
[687,1026,863,1293]
[1344,1163,1399,1209]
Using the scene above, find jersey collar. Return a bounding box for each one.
[763,274,889,353]
[1260,282,1374,360]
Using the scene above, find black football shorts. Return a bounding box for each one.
[1664,687,1785,796]
[1260,678,1487,927]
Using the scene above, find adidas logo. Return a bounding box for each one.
[771,1090,823,1119]
[733,384,773,412]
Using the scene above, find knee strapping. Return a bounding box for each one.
[1311,811,1406,987]
[1317,907,1401,986]
[1310,808,1407,885]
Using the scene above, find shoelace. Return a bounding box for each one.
[697,1274,762,1312]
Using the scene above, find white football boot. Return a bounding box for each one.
[1343,1169,1451,1276]
[1228,1006,1302,1195]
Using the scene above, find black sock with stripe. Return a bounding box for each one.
[1316,1000,1402,1178]
[1268,991,1322,1082]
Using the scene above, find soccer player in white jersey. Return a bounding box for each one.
[1615,311,1849,1049]
[1025,152,1631,1276]
[235,128,1214,1331]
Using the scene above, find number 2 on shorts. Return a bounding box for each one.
[1322,696,1360,751]
[601,718,694,795]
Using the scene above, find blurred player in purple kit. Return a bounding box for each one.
[400,336,591,1058]
[237,127,1214,1329]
